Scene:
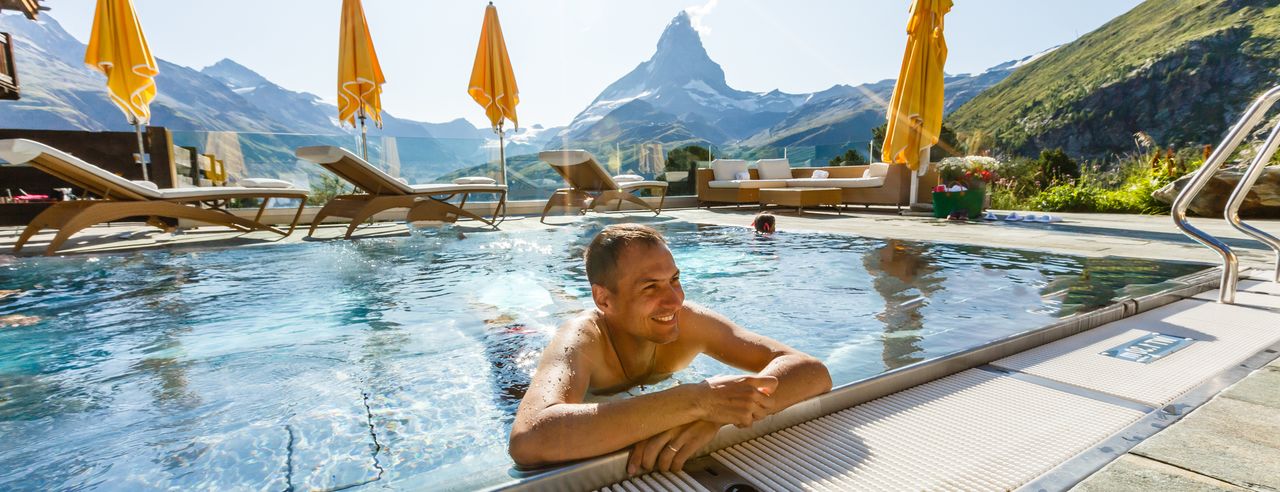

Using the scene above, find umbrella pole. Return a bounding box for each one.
[133,119,150,182]
[358,107,369,161]
[497,122,507,186]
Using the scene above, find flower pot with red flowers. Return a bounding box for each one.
[933,157,999,219]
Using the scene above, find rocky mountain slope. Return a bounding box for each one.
[948,0,1280,159]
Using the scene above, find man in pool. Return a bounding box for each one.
[509,224,832,474]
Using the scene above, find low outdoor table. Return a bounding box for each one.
[758,187,842,215]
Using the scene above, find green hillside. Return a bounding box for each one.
[949,0,1280,159]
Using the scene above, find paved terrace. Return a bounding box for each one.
[2,205,1278,491]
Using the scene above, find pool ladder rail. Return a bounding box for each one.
[1172,84,1280,304]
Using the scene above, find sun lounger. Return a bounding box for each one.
[295,146,507,238]
[537,150,668,223]
[0,138,307,256]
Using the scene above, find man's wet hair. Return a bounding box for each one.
[585,224,667,291]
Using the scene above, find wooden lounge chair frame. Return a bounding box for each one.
[537,150,668,223]
[0,139,307,256]
[295,146,508,238]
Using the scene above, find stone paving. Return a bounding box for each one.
[1073,355,1280,491]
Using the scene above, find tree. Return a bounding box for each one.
[664,145,710,196]
[870,122,960,162]
[829,148,868,166]
[1035,148,1080,186]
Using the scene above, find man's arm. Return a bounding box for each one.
[686,303,832,412]
[624,304,832,475]
[508,321,774,467]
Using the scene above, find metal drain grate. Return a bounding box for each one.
[707,369,1144,491]
[993,299,1280,407]
[595,471,710,492]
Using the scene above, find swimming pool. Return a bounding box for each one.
[0,218,1206,490]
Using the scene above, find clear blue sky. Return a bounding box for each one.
[48,0,1143,128]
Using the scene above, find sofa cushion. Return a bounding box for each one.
[756,159,792,180]
[707,179,790,189]
[711,159,750,181]
[866,162,891,178]
[785,177,885,188]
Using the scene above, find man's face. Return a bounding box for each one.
[595,242,685,344]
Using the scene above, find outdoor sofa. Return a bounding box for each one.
[296,146,508,238]
[697,158,937,209]
[0,138,308,255]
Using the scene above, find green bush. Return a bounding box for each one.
[308,173,347,206]
[1034,184,1098,212]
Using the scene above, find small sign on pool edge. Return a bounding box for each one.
[1100,332,1196,364]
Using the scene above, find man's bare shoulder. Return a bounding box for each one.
[546,310,606,364]
[677,302,741,341]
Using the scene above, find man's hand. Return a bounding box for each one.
[627,420,721,475]
[695,375,778,427]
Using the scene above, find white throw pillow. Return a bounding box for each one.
[756,159,792,180]
[453,176,497,185]
[131,180,159,190]
[734,171,751,181]
[239,178,294,189]
[811,169,830,179]
[711,159,749,181]
[866,162,891,178]
[613,174,644,183]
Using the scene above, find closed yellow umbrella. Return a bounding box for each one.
[337,0,386,160]
[85,0,158,180]
[468,2,520,184]
[882,0,952,181]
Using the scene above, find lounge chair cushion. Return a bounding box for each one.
[712,159,749,181]
[865,162,891,178]
[240,178,295,189]
[132,180,160,190]
[618,180,669,190]
[707,179,790,189]
[785,177,885,188]
[410,183,507,194]
[453,176,497,185]
[614,174,644,183]
[157,186,308,199]
[756,159,792,180]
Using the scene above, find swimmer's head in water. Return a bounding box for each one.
[752,213,776,234]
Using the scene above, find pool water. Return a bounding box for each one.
[0,218,1205,491]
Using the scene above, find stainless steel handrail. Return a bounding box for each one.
[1172,85,1280,303]
[1224,103,1280,284]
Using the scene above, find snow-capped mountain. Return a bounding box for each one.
[563,11,807,143]
[560,10,1043,154]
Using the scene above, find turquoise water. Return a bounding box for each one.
[0,218,1205,491]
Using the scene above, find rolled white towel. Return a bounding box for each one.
[131,180,159,190]
[810,169,830,179]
